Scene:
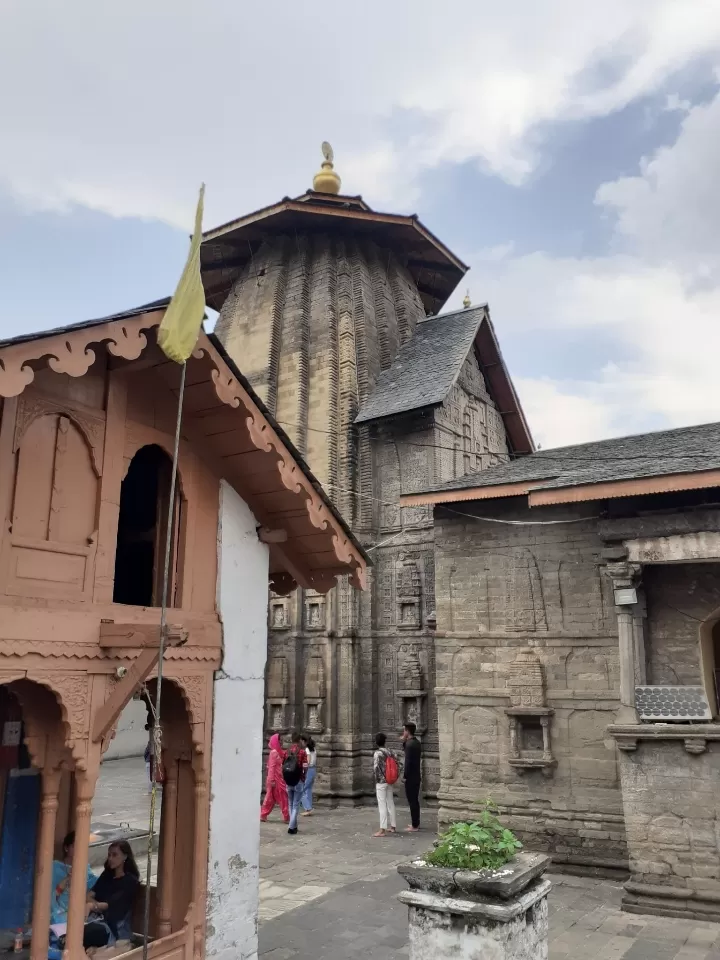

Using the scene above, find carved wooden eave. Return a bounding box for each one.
[200,193,468,316]
[0,308,368,595]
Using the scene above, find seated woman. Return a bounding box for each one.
[50,831,97,926]
[84,841,140,947]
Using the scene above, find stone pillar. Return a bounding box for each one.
[398,854,551,960]
[632,593,648,685]
[606,562,642,723]
[157,757,179,938]
[31,767,62,960]
[63,773,97,960]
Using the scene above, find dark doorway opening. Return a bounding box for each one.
[113,445,181,607]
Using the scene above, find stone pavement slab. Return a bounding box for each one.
[259,813,720,960]
[96,759,720,958]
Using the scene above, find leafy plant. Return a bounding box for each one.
[425,800,522,871]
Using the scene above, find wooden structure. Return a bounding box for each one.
[0,302,367,960]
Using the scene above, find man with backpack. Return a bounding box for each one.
[372,732,398,837]
[282,732,308,835]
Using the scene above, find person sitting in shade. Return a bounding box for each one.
[50,831,97,925]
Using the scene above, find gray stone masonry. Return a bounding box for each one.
[433,500,627,872]
[612,732,720,922]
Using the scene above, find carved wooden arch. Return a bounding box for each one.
[144,676,200,760]
[121,439,188,497]
[4,677,72,770]
[18,671,91,770]
[14,400,104,477]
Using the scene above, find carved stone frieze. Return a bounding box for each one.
[507,648,546,708]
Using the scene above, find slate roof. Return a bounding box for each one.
[417,420,720,496]
[355,305,488,424]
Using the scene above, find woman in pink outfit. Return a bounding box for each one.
[260,733,289,823]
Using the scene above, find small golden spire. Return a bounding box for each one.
[313,141,342,195]
[463,290,471,308]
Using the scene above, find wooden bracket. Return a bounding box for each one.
[92,647,160,743]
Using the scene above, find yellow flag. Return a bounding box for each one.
[158,184,206,364]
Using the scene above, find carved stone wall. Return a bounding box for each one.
[433,499,628,870]
[217,229,511,801]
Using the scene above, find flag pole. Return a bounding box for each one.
[142,360,187,960]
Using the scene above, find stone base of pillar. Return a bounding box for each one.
[398,853,551,960]
[622,882,720,923]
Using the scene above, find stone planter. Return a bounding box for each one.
[398,851,552,960]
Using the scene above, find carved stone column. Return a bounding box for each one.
[606,562,643,723]
[31,767,62,960]
[157,757,179,938]
[63,773,97,960]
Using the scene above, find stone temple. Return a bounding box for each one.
[203,146,533,801]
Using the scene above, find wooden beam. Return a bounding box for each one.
[529,469,720,507]
[257,527,288,544]
[92,647,160,743]
[98,621,188,648]
[400,481,533,507]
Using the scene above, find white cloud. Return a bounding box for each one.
[596,86,720,275]
[2,0,720,449]
[2,0,720,226]
[465,246,720,446]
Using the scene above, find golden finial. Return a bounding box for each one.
[463,290,471,308]
[313,141,342,195]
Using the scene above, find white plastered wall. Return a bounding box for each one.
[206,480,269,960]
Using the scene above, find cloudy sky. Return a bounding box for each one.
[2,0,720,448]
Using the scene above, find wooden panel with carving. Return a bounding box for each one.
[2,411,99,599]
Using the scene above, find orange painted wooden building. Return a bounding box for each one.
[0,301,367,960]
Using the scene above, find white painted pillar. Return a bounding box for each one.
[206,482,269,960]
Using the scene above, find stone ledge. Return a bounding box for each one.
[398,877,552,922]
[608,722,720,754]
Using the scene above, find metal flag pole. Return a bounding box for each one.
[142,359,187,960]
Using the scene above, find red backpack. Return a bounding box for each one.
[385,753,399,785]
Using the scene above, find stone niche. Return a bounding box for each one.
[304,589,327,632]
[505,648,555,776]
[303,653,326,733]
[396,557,422,630]
[269,594,291,631]
[266,656,289,732]
[397,645,427,734]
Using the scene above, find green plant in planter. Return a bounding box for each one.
[426,800,522,871]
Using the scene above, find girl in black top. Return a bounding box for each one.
[85,841,140,945]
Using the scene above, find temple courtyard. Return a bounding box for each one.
[96,758,720,959]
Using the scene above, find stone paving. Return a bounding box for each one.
[96,759,720,959]
[257,807,720,959]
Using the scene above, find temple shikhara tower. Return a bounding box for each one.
[204,145,533,799]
